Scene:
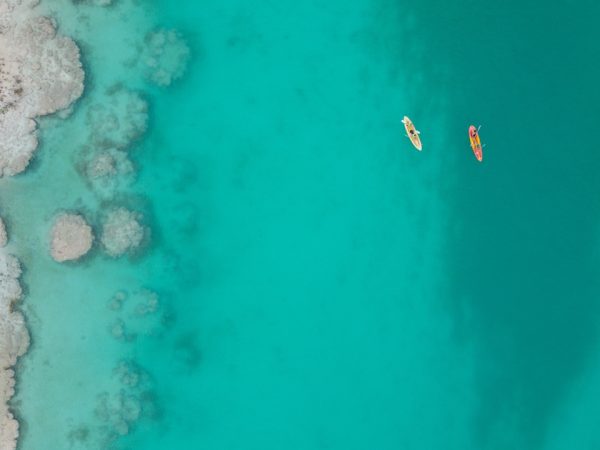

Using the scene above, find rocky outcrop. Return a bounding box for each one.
[50,213,94,262]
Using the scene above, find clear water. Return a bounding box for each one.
[6,0,600,449]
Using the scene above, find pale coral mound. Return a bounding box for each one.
[100,208,146,257]
[50,213,94,262]
[0,3,84,176]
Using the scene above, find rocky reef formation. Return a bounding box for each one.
[86,86,148,150]
[0,3,84,176]
[66,359,159,449]
[85,148,134,181]
[75,85,146,201]
[80,147,135,199]
[100,207,146,257]
[141,29,190,87]
[50,213,94,262]
[0,249,29,450]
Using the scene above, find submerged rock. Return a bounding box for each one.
[50,213,94,262]
[87,151,119,178]
[109,319,135,342]
[100,208,146,257]
[0,9,84,176]
[114,360,143,388]
[91,360,156,442]
[86,86,148,150]
[107,288,165,339]
[82,147,135,199]
[133,289,159,316]
[142,29,190,87]
[108,290,128,311]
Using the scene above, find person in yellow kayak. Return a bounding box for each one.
[402,116,422,151]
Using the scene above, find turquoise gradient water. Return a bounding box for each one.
[6,1,600,449]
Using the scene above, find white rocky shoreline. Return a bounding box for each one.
[0,0,84,448]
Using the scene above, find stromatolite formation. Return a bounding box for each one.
[100,207,145,257]
[50,213,94,262]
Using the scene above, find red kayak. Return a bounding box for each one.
[468,125,483,162]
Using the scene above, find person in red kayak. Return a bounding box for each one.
[468,125,483,162]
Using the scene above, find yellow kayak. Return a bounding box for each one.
[402,116,422,151]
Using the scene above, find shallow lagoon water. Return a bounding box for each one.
[5,0,600,449]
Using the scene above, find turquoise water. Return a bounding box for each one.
[6,0,600,449]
